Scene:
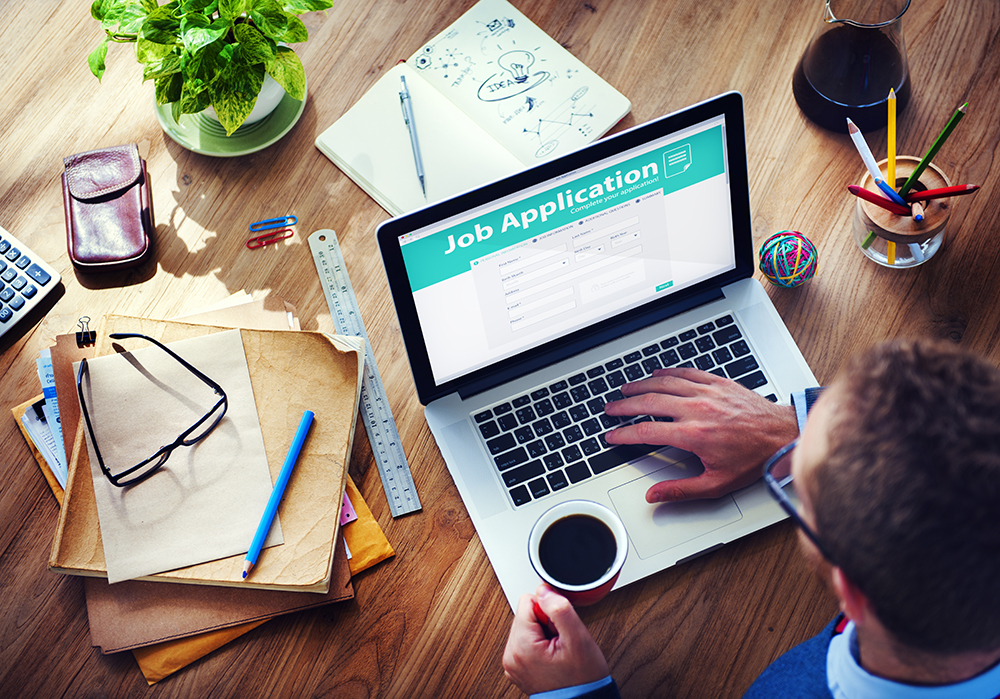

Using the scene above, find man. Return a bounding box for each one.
[503,340,1000,697]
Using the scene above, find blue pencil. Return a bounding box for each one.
[875,177,908,207]
[242,410,315,578]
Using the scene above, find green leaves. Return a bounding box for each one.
[280,0,333,14]
[279,15,308,43]
[218,0,246,21]
[141,51,183,81]
[267,46,305,100]
[180,0,217,12]
[234,23,275,64]
[141,6,182,44]
[248,0,290,42]
[88,38,109,80]
[180,13,231,52]
[92,0,148,34]
[87,0,330,134]
[155,72,183,106]
[210,61,265,135]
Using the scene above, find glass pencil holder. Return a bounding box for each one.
[852,155,951,268]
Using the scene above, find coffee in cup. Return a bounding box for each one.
[528,500,628,606]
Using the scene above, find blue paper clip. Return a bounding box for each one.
[249,215,297,232]
[246,229,293,249]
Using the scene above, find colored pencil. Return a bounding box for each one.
[532,600,558,639]
[887,241,896,265]
[897,103,968,197]
[847,118,883,183]
[875,177,908,206]
[911,201,925,222]
[861,230,877,250]
[242,410,314,578]
[904,184,980,202]
[887,89,897,188]
[848,185,912,216]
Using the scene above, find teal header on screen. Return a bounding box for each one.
[401,125,725,291]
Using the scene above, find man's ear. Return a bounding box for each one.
[831,566,872,626]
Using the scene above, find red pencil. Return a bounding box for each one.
[904,184,980,202]
[532,600,558,639]
[847,185,912,216]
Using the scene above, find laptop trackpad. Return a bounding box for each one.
[608,457,743,560]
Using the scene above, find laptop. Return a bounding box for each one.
[376,92,817,609]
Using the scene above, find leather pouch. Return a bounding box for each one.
[62,144,154,271]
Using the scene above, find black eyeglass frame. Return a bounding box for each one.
[762,439,838,564]
[76,332,229,488]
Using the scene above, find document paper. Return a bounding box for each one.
[77,329,278,583]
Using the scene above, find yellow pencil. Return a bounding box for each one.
[887,89,897,188]
[887,241,896,265]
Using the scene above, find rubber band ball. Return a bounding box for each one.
[758,230,818,288]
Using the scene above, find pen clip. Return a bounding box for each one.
[246,229,293,249]
[249,215,297,232]
[400,93,412,125]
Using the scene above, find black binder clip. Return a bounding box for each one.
[76,316,96,347]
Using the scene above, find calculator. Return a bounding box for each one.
[0,224,61,340]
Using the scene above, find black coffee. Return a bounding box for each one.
[538,514,617,586]
[792,24,910,132]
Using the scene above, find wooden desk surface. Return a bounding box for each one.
[2,1,998,696]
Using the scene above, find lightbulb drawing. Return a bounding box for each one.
[499,50,535,83]
[477,49,549,102]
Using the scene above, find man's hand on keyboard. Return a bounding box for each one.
[603,367,798,503]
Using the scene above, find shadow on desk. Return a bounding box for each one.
[133,103,347,336]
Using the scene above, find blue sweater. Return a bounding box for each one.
[741,616,842,698]
[571,616,841,699]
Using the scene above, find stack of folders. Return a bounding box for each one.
[13,294,394,683]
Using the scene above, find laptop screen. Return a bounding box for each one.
[379,93,753,404]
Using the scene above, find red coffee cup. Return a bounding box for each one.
[528,500,628,606]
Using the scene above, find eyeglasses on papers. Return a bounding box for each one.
[76,332,228,488]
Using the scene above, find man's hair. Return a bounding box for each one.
[812,339,1000,654]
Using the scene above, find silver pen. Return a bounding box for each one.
[399,75,426,197]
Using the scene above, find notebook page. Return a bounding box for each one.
[409,0,631,166]
[315,63,522,216]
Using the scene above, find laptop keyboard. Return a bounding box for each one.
[471,314,777,508]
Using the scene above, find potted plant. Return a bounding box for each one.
[88,0,333,136]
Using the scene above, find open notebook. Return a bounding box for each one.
[316,0,630,216]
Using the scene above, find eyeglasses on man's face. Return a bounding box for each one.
[762,439,838,564]
[76,332,228,488]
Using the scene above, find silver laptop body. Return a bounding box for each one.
[377,92,816,609]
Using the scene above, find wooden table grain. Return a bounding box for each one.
[2,1,998,697]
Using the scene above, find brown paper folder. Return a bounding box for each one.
[51,334,95,471]
[84,535,354,653]
[49,315,365,593]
